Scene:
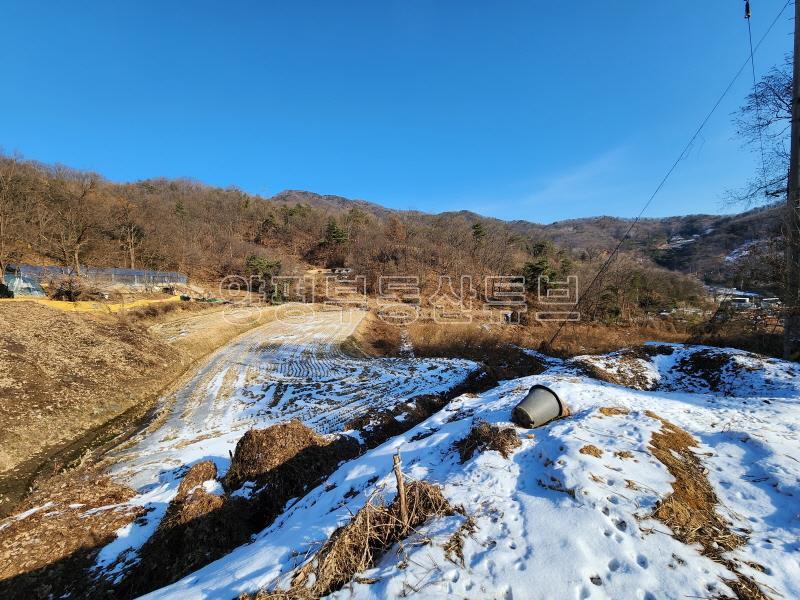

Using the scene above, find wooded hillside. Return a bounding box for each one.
[0,154,746,317]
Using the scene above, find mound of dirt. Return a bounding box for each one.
[119,422,361,597]
[176,460,217,498]
[571,346,673,391]
[223,420,357,491]
[672,348,730,392]
[119,488,250,599]
[0,469,142,598]
[454,419,521,462]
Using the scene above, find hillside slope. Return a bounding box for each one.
[274,189,782,287]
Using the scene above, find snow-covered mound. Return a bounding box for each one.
[143,346,800,600]
[571,343,800,397]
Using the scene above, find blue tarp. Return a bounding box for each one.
[2,273,47,297]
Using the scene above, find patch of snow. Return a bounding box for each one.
[724,240,762,263]
[231,481,256,500]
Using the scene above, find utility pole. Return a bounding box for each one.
[786,0,800,360]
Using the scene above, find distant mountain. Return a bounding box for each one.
[268,189,783,286]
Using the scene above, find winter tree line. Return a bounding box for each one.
[0,154,703,320]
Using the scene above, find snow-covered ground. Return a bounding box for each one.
[143,343,800,600]
[92,309,477,577]
[724,240,762,264]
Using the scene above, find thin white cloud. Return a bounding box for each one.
[518,147,635,217]
[461,146,638,222]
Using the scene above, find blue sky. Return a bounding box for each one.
[0,1,793,223]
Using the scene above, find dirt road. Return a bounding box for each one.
[93,308,475,571]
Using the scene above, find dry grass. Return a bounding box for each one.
[0,303,279,519]
[405,321,548,382]
[248,481,454,600]
[646,412,769,600]
[598,406,630,417]
[0,468,143,598]
[404,317,687,363]
[689,313,783,359]
[614,450,634,460]
[579,444,603,458]
[444,516,477,567]
[0,302,177,503]
[526,320,687,357]
[341,310,402,357]
[454,420,521,463]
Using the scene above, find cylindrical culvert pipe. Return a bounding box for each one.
[512,384,564,428]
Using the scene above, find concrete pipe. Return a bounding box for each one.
[512,385,564,428]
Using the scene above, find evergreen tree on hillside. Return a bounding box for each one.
[325,218,348,245]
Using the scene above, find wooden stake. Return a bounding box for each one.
[393,450,408,534]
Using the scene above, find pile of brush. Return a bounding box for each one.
[248,454,454,600]
[454,419,521,462]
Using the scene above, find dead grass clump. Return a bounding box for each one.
[579,444,603,458]
[572,349,657,391]
[614,450,634,460]
[646,413,768,600]
[599,406,630,417]
[124,300,181,321]
[250,481,454,600]
[444,516,477,566]
[454,420,521,463]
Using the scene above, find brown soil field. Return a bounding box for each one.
[0,301,276,517]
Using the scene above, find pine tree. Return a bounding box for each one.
[325,218,348,245]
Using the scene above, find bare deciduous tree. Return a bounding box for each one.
[36,167,98,274]
[114,198,145,270]
[0,154,26,274]
[731,54,792,205]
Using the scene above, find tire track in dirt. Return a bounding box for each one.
[105,309,476,491]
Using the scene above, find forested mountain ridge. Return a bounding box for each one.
[0,156,781,311]
[276,188,782,289]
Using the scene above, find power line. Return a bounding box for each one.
[548,0,792,347]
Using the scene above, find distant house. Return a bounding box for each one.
[707,286,761,304]
[726,297,753,309]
